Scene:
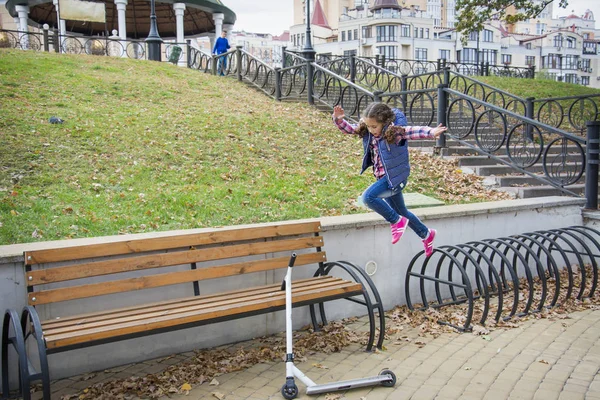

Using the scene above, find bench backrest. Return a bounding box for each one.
[24,221,325,308]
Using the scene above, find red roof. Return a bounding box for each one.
[273,31,290,41]
[311,0,331,29]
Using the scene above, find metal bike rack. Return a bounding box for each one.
[405,226,600,331]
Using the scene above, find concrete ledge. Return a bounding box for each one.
[0,197,584,259]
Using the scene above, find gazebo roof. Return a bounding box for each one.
[5,0,236,39]
[370,0,401,11]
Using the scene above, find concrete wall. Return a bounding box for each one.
[0,196,589,390]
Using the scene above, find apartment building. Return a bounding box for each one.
[290,0,600,87]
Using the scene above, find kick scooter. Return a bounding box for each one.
[280,253,396,399]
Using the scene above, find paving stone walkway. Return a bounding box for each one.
[43,308,600,400]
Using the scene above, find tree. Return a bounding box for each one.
[455,0,569,37]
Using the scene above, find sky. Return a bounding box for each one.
[223,0,294,36]
[222,0,599,36]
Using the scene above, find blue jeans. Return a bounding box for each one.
[362,177,429,239]
[217,55,227,75]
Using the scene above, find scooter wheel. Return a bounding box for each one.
[281,383,299,399]
[379,369,396,387]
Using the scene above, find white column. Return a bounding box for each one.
[212,12,224,52]
[174,3,186,43]
[52,0,67,37]
[174,3,186,66]
[115,0,128,40]
[223,23,234,42]
[15,5,29,49]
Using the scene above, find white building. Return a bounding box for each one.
[290,0,600,87]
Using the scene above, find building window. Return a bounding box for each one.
[566,37,575,49]
[564,55,578,70]
[348,30,352,41]
[344,49,357,57]
[341,31,346,41]
[376,25,397,42]
[377,45,397,59]
[459,48,477,63]
[468,31,478,41]
[564,73,577,84]
[354,29,358,40]
[362,26,372,38]
[482,29,493,42]
[480,49,497,64]
[525,56,535,66]
[525,43,532,49]
[439,49,451,60]
[553,35,563,48]
[581,76,590,86]
[415,48,427,61]
[401,24,410,37]
[425,28,430,39]
[502,54,512,65]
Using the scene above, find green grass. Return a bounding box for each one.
[478,75,600,99]
[2,49,591,245]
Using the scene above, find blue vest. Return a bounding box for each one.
[360,109,410,188]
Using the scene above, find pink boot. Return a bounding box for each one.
[422,229,436,257]
[390,217,409,244]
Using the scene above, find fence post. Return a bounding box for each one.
[443,67,450,86]
[53,29,59,53]
[436,84,449,150]
[42,25,50,52]
[585,121,600,210]
[281,46,287,68]
[529,65,536,79]
[305,51,315,105]
[186,39,191,68]
[211,54,217,75]
[373,90,383,102]
[381,55,386,69]
[375,54,379,67]
[401,74,408,110]
[350,54,356,83]
[525,97,535,141]
[236,45,242,81]
[275,67,281,101]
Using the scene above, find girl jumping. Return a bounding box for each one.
[332,102,447,257]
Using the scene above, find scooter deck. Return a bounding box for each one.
[305,374,392,395]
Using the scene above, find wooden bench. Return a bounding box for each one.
[2,221,385,400]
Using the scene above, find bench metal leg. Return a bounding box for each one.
[312,261,387,351]
[2,309,29,400]
[21,307,50,400]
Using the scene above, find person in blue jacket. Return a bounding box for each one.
[213,30,230,76]
[332,102,446,257]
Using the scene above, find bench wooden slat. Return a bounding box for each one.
[43,278,352,337]
[29,252,327,305]
[43,282,363,350]
[40,276,329,329]
[24,221,322,264]
[27,236,325,286]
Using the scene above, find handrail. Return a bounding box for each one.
[449,70,527,103]
[239,48,274,71]
[311,62,375,97]
[445,88,585,143]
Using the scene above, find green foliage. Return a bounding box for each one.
[455,0,568,38]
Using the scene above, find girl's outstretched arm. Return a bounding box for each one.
[332,105,358,135]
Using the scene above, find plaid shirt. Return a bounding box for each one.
[333,117,435,180]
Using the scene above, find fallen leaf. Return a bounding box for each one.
[209,378,220,385]
[212,392,225,399]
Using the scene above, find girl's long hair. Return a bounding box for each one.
[355,102,403,144]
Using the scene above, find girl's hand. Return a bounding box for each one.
[431,124,448,138]
[332,105,345,121]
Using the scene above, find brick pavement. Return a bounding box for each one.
[43,309,600,400]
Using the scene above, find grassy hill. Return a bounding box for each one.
[2,49,577,245]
